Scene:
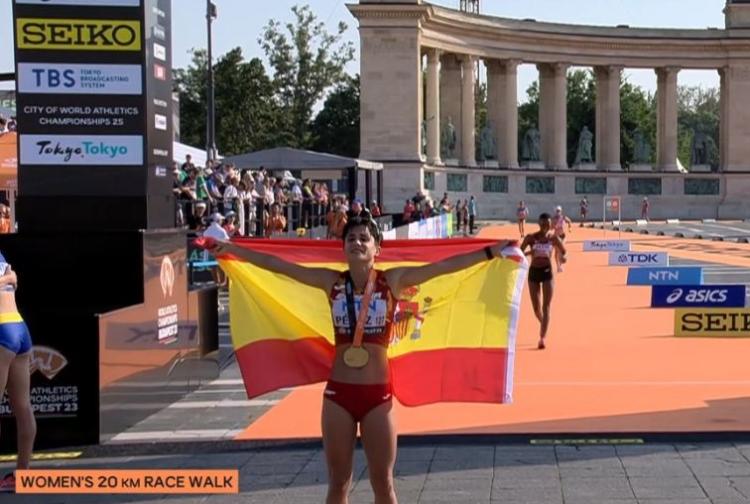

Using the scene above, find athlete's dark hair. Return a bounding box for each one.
[538,212,551,221]
[342,209,382,245]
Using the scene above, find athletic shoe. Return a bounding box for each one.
[0,473,15,493]
[537,339,546,350]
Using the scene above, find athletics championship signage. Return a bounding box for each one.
[13,0,173,229]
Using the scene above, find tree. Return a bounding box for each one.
[620,79,656,167]
[173,48,281,156]
[310,75,360,157]
[677,86,720,169]
[260,4,355,148]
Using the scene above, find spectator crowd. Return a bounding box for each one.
[173,154,383,240]
[402,191,478,235]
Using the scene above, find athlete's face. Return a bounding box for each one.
[345,225,380,264]
[539,217,551,232]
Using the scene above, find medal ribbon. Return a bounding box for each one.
[345,269,377,348]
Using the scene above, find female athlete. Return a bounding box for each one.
[211,212,508,503]
[521,213,566,350]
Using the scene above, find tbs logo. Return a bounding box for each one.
[31,68,76,88]
[666,288,728,304]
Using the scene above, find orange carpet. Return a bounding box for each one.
[235,227,750,439]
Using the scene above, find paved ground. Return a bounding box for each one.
[6,442,750,503]
[602,220,750,243]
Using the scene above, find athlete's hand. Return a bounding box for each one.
[560,255,568,264]
[212,239,233,255]
[490,240,512,257]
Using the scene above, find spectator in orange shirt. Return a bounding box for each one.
[0,205,10,234]
[370,200,381,217]
[265,203,287,237]
[331,205,348,239]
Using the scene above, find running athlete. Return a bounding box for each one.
[551,206,572,272]
[579,197,589,227]
[521,213,567,350]
[211,211,509,504]
[517,201,529,237]
[0,252,36,493]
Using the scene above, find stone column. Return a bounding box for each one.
[719,67,729,172]
[594,66,607,169]
[537,64,551,167]
[358,21,422,162]
[606,67,622,170]
[440,54,462,162]
[539,63,568,170]
[656,67,679,172]
[488,59,520,169]
[718,64,750,171]
[595,66,622,170]
[460,55,477,167]
[425,48,441,165]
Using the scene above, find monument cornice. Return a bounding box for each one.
[416,3,750,69]
[348,4,429,21]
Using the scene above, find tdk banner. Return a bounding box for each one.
[651,285,747,308]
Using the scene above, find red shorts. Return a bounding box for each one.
[324,380,393,423]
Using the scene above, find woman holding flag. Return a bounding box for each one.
[211,211,509,504]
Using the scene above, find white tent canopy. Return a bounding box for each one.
[173,141,216,167]
[222,147,383,172]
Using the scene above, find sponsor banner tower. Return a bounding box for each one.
[0,0,215,449]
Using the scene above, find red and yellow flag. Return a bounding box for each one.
[216,238,527,406]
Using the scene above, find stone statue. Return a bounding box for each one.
[522,127,541,161]
[691,131,709,165]
[479,121,497,161]
[633,129,651,163]
[421,120,427,155]
[574,126,594,164]
[441,116,458,159]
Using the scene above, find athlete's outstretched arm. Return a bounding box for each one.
[212,240,339,292]
[386,240,510,295]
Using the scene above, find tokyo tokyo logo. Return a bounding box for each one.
[20,135,143,165]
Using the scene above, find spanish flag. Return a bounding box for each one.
[215,238,527,406]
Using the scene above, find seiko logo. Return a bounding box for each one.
[153,148,169,157]
[17,18,142,51]
[680,312,750,332]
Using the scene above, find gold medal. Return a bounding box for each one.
[343,346,370,368]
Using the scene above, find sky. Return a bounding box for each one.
[0,0,727,99]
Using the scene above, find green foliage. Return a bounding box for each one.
[677,86,720,168]
[259,4,355,147]
[173,48,280,156]
[310,75,360,157]
[518,70,717,169]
